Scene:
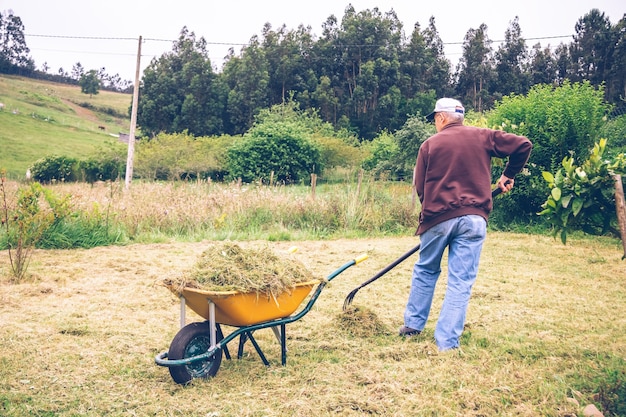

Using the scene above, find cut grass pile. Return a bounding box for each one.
[163,242,316,297]
[336,305,390,337]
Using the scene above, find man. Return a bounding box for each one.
[399,97,532,351]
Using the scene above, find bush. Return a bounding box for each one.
[538,139,626,242]
[227,120,322,184]
[599,114,626,155]
[362,115,434,181]
[29,155,79,183]
[134,132,231,181]
[486,80,610,222]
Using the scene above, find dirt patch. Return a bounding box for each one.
[61,98,99,123]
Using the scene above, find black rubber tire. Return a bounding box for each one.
[167,321,223,385]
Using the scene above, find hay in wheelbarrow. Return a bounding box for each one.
[163,242,316,299]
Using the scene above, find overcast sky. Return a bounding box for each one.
[3,0,624,82]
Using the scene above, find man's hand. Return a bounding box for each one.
[497,175,514,193]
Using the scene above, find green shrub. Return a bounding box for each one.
[599,113,626,155]
[227,120,323,184]
[134,132,231,181]
[362,114,435,181]
[486,80,610,222]
[538,139,626,242]
[362,131,401,179]
[29,155,79,183]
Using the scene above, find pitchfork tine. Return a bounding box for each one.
[343,288,358,310]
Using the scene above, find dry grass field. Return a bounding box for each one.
[1,233,624,416]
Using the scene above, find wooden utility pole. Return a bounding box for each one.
[125,36,142,189]
[613,174,626,259]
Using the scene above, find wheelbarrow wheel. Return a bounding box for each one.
[168,321,223,385]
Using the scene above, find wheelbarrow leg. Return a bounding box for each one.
[179,295,186,329]
[237,332,248,359]
[270,325,287,366]
[244,331,270,366]
[280,323,286,366]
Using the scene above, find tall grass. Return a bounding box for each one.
[0,178,420,249]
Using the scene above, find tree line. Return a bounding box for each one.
[2,6,625,140]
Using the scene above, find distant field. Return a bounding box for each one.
[0,75,132,178]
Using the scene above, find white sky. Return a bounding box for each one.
[2,0,624,82]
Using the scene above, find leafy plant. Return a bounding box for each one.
[538,138,626,243]
[29,155,79,183]
[227,119,322,184]
[0,172,54,281]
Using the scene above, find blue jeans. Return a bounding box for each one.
[403,215,486,351]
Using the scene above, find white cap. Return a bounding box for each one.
[426,98,465,121]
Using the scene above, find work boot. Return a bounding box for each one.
[398,325,421,337]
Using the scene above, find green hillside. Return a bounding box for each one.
[0,75,132,179]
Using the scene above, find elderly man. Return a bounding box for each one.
[399,97,532,351]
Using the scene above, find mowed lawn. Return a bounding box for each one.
[0,233,624,416]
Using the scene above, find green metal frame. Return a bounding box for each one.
[155,257,361,369]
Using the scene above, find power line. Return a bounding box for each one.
[26,32,573,48]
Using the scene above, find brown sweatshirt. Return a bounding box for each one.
[413,121,532,235]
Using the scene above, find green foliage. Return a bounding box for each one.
[599,113,626,154]
[393,115,436,178]
[362,131,400,179]
[0,10,34,72]
[137,28,227,137]
[486,80,611,222]
[80,141,127,183]
[362,114,434,181]
[29,155,79,183]
[489,81,609,172]
[0,175,54,281]
[314,135,364,171]
[538,139,626,243]
[79,69,101,97]
[134,132,231,181]
[594,363,626,416]
[0,178,127,254]
[227,119,322,184]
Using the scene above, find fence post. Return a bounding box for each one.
[613,174,626,260]
[310,173,317,200]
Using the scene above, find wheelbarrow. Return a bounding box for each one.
[155,253,368,384]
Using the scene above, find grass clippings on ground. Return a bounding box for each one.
[335,305,390,337]
[1,234,625,416]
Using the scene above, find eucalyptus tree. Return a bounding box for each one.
[221,35,271,134]
[137,27,226,137]
[606,14,626,104]
[554,43,572,83]
[310,14,343,124]
[399,17,450,118]
[261,23,318,107]
[492,17,530,99]
[0,10,34,73]
[422,17,453,99]
[528,43,558,86]
[332,5,404,139]
[569,9,613,88]
[455,23,494,112]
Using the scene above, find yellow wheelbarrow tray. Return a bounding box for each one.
[155,253,368,385]
[169,279,322,327]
